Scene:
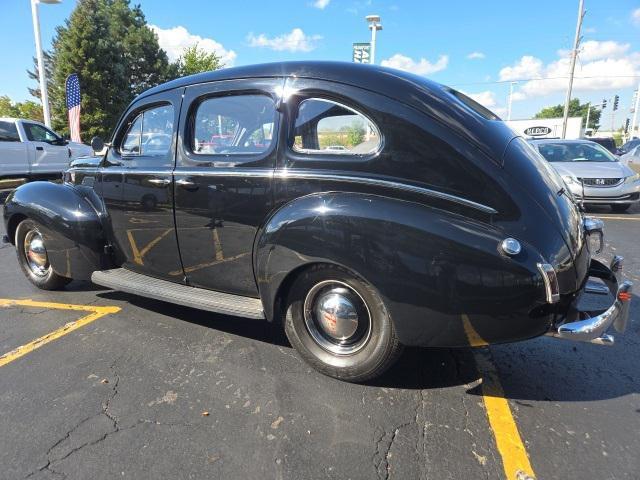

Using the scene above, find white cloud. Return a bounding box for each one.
[380,54,449,75]
[465,90,496,107]
[499,55,543,81]
[498,40,640,100]
[559,40,630,61]
[632,7,640,26]
[313,0,330,9]
[150,25,236,66]
[467,51,485,60]
[247,28,322,52]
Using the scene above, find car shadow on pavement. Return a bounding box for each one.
[95,290,638,399]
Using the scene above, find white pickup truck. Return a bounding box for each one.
[0,117,93,179]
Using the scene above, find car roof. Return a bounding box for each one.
[132,61,517,163]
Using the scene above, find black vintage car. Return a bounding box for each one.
[2,62,633,381]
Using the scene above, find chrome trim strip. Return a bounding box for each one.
[96,167,497,214]
[273,171,498,214]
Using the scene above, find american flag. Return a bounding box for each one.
[65,73,82,142]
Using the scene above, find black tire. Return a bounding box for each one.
[284,264,403,382]
[15,219,71,290]
[610,204,631,213]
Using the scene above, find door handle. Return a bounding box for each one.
[36,146,44,151]
[148,178,171,186]
[175,178,199,191]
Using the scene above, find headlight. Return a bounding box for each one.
[624,173,640,184]
[562,175,578,185]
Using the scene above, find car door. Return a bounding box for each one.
[21,121,69,174]
[174,78,282,296]
[0,120,28,177]
[100,89,184,281]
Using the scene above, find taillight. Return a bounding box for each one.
[537,263,560,303]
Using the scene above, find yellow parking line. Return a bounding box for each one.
[462,315,536,480]
[0,299,120,368]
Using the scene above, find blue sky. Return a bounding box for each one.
[1,0,639,124]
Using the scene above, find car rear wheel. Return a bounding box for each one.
[284,264,403,382]
[15,219,71,290]
[610,204,631,213]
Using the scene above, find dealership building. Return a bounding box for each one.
[505,117,584,139]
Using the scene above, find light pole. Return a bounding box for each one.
[507,82,517,121]
[584,102,590,133]
[631,83,640,139]
[561,0,585,139]
[365,15,382,64]
[31,0,61,128]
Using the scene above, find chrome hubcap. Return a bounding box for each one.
[303,280,371,355]
[23,230,49,277]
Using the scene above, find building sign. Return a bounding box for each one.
[523,126,552,136]
[352,43,371,64]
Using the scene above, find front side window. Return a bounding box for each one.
[292,98,381,155]
[192,95,276,155]
[0,121,20,142]
[120,104,174,157]
[23,123,59,143]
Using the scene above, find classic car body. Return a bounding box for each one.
[2,61,633,381]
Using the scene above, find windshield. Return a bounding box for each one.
[534,142,617,163]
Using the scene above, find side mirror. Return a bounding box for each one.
[91,136,104,152]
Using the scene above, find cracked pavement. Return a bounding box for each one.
[1,203,639,479]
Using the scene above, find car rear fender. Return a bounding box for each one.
[254,191,551,346]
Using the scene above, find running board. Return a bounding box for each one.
[91,268,264,319]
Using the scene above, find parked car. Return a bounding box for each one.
[620,145,640,167]
[529,138,640,212]
[618,137,640,156]
[586,137,618,155]
[0,118,94,179]
[2,62,632,382]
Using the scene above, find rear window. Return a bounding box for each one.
[0,121,20,142]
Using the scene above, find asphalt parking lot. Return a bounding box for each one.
[1,194,638,480]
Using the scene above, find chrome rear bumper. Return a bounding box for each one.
[547,256,633,345]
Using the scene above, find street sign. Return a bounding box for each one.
[352,43,371,64]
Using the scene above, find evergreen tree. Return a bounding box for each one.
[176,44,223,77]
[534,98,600,130]
[30,0,173,141]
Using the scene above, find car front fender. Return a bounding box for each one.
[3,181,106,280]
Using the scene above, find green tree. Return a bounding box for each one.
[0,95,43,122]
[176,44,223,77]
[29,0,174,141]
[534,98,600,130]
[346,122,365,147]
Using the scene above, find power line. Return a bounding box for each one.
[451,74,640,88]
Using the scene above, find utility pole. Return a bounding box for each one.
[366,15,382,65]
[584,102,590,133]
[507,82,517,121]
[631,83,640,139]
[561,0,585,139]
[30,0,61,128]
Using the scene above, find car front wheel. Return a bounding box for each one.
[284,264,403,382]
[15,219,71,290]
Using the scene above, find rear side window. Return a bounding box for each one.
[292,98,380,155]
[0,121,20,142]
[120,104,174,157]
[192,95,276,155]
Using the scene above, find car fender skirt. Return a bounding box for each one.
[3,181,106,280]
[255,192,552,346]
